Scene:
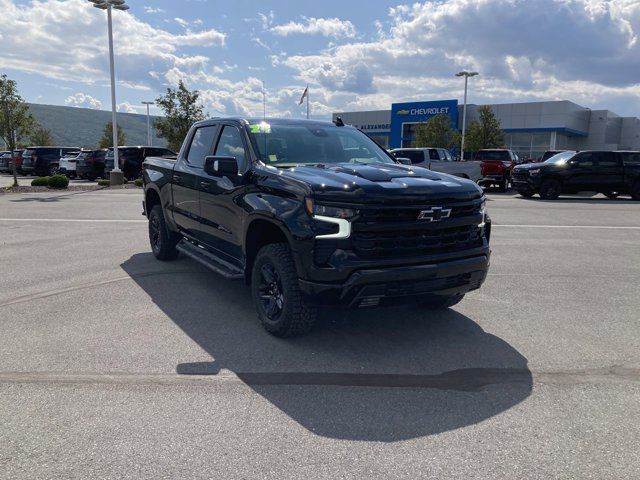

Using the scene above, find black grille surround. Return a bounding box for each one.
[512,170,530,182]
[313,198,486,264]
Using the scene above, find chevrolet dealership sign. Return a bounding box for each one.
[390,100,459,148]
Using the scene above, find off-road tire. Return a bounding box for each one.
[148,205,179,260]
[604,192,619,199]
[252,243,317,337]
[517,189,534,198]
[422,294,465,310]
[539,179,561,200]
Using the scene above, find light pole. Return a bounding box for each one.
[455,71,478,161]
[142,101,154,145]
[88,0,129,185]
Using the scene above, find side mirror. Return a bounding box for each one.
[204,156,238,176]
[395,157,411,165]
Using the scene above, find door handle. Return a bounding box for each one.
[200,181,211,189]
[172,174,181,182]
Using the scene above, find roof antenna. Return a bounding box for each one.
[333,116,344,127]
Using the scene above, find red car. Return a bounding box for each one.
[476,149,517,192]
[10,150,24,174]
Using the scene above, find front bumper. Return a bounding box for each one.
[299,253,490,307]
[480,174,506,184]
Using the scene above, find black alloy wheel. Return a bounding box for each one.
[258,263,285,321]
[539,179,561,200]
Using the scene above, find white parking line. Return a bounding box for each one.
[494,224,640,230]
[0,218,146,223]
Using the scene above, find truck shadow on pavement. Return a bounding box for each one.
[121,253,532,442]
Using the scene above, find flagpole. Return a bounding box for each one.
[306,84,309,119]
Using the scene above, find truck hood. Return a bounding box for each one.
[279,162,483,202]
[514,163,546,171]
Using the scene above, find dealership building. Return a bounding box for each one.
[333,99,640,159]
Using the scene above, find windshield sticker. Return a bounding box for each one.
[250,122,271,134]
[268,154,278,162]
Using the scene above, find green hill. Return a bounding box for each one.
[25,103,167,148]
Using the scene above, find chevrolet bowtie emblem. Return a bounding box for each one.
[417,206,452,222]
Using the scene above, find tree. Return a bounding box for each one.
[30,124,54,146]
[414,114,461,150]
[465,105,505,154]
[0,75,34,186]
[154,80,205,151]
[98,121,126,148]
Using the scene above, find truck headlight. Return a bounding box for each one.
[305,198,357,220]
[306,199,355,239]
[529,169,541,175]
[479,199,487,228]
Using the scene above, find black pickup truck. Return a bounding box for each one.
[143,118,491,336]
[512,150,640,200]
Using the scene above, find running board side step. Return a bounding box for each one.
[177,240,244,280]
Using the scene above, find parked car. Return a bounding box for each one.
[76,149,108,180]
[58,150,82,178]
[143,117,491,336]
[390,147,482,183]
[104,146,176,180]
[21,147,80,176]
[512,150,640,200]
[0,151,11,173]
[476,149,517,192]
[10,150,24,174]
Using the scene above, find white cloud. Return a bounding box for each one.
[273,0,640,116]
[117,101,138,113]
[0,0,225,87]
[65,93,102,109]
[144,6,165,14]
[271,17,356,38]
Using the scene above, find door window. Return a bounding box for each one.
[186,126,217,167]
[214,126,246,168]
[596,152,619,167]
[574,152,594,166]
[428,149,440,161]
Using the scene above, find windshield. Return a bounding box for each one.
[248,123,394,167]
[544,151,577,164]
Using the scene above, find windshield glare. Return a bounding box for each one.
[544,151,577,164]
[248,123,394,167]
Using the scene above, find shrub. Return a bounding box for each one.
[134,178,143,187]
[31,177,50,187]
[47,175,69,189]
[97,178,111,187]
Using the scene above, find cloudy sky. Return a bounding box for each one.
[1,0,639,118]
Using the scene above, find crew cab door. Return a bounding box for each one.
[594,152,624,192]
[198,123,248,263]
[171,124,219,237]
[565,152,601,192]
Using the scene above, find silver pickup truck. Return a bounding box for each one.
[391,148,482,183]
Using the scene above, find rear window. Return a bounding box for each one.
[24,149,36,157]
[475,150,510,161]
[93,150,107,159]
[621,152,640,164]
[393,150,424,164]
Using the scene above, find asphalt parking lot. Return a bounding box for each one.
[1,187,639,479]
